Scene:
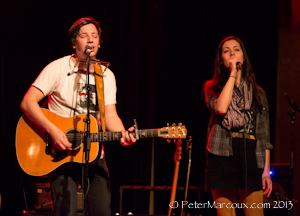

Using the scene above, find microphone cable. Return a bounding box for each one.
[20,171,30,215]
[242,80,248,215]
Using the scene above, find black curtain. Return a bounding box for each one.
[0,0,278,215]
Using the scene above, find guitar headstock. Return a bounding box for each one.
[158,123,187,140]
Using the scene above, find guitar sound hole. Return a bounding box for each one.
[66,130,82,150]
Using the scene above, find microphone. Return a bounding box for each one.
[67,67,78,76]
[236,62,242,70]
[85,44,93,55]
[284,92,300,116]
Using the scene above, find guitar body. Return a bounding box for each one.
[15,109,100,177]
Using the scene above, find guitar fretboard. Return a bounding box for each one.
[91,129,160,142]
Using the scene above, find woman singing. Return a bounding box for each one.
[203,36,273,216]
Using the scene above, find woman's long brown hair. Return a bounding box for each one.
[203,36,263,111]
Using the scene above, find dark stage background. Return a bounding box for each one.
[0,0,280,215]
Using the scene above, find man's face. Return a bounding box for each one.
[73,23,100,59]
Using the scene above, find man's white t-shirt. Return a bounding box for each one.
[33,55,117,118]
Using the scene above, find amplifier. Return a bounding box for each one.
[23,212,84,216]
[269,163,290,198]
[35,183,52,211]
[35,183,83,211]
[263,163,291,216]
[269,163,290,177]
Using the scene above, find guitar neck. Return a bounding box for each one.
[91,129,160,142]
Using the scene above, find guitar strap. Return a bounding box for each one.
[94,64,106,132]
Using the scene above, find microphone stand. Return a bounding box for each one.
[83,52,92,216]
[283,92,300,214]
[181,137,193,216]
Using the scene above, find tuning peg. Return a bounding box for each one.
[167,139,171,143]
[172,123,176,130]
[177,122,182,129]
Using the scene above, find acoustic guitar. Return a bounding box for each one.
[168,139,182,216]
[15,109,187,177]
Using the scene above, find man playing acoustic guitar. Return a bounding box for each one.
[20,17,136,216]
